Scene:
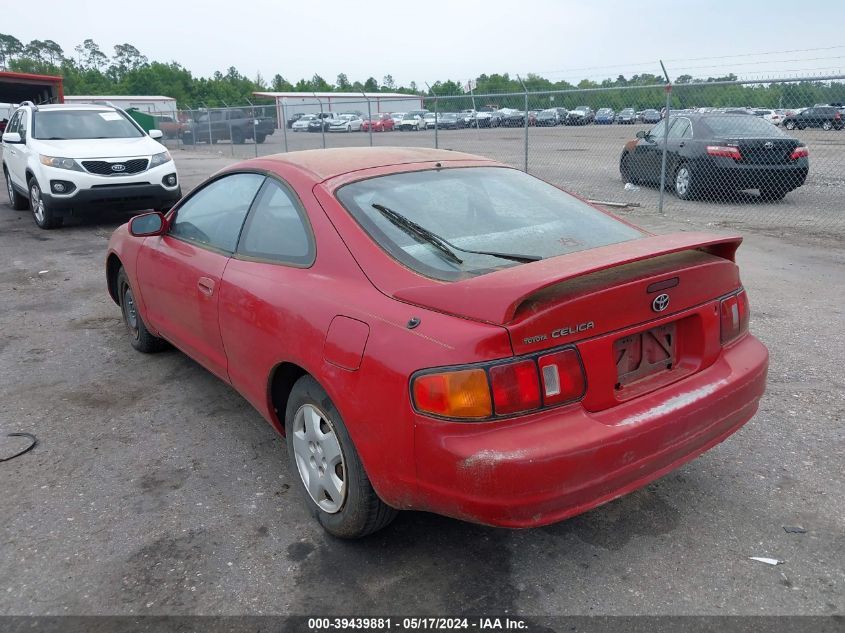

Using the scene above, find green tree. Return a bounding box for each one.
[382,74,395,90]
[271,74,293,91]
[336,73,351,90]
[0,33,23,68]
[363,76,379,92]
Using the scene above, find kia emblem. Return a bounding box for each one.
[652,294,670,312]
[111,163,126,172]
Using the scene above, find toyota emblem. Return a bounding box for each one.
[111,163,126,172]
[652,293,670,312]
[764,141,774,149]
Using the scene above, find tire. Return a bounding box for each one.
[285,375,397,538]
[28,178,62,229]
[5,168,27,210]
[232,128,245,145]
[116,268,168,353]
[619,152,637,184]
[181,132,195,145]
[674,163,696,200]
[760,187,788,201]
[255,133,267,144]
[822,121,833,131]
[346,125,351,132]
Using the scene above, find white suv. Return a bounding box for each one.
[2,102,181,229]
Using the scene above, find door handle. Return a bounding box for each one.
[679,142,685,148]
[197,277,215,296]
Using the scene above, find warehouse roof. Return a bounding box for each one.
[253,91,419,99]
[65,95,176,101]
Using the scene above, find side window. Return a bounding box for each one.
[667,119,690,139]
[17,111,28,140]
[237,179,314,266]
[6,111,21,134]
[169,173,265,253]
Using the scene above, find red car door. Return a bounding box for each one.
[218,177,318,412]
[136,172,266,380]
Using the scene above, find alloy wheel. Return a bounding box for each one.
[30,183,45,224]
[291,403,347,513]
[675,166,691,197]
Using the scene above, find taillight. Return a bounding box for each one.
[537,349,586,406]
[412,347,586,421]
[835,112,841,120]
[720,289,750,345]
[790,146,809,160]
[489,360,541,415]
[706,145,742,160]
[413,369,492,419]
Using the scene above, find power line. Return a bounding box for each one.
[672,55,845,72]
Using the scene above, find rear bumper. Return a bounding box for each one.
[699,159,808,191]
[43,182,182,215]
[410,334,768,527]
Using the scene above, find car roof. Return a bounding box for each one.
[244,147,494,181]
[25,103,116,112]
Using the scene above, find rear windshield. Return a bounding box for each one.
[702,115,785,138]
[336,167,643,281]
[33,109,144,140]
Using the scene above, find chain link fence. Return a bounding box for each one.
[163,76,845,237]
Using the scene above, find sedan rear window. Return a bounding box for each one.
[336,167,643,281]
[703,115,785,138]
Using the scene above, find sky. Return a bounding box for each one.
[6,0,845,88]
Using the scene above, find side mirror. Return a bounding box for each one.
[129,212,166,237]
[148,129,164,140]
[2,132,22,144]
[636,130,648,139]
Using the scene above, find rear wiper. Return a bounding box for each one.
[371,203,542,265]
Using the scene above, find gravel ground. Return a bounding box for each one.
[0,151,842,618]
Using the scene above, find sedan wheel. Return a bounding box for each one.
[116,268,167,353]
[674,164,696,200]
[285,376,397,538]
[822,121,833,131]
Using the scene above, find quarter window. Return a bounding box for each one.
[169,173,265,253]
[237,179,314,265]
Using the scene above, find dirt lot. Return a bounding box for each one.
[0,150,843,619]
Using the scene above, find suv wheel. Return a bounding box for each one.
[28,178,62,229]
[5,169,28,210]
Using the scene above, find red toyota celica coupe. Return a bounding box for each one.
[106,147,768,538]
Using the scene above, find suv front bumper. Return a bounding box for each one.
[43,181,181,215]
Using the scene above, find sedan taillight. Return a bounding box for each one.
[790,146,809,160]
[720,289,750,345]
[706,145,742,160]
[412,347,586,421]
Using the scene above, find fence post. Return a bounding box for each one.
[362,90,373,147]
[426,83,438,149]
[246,98,258,158]
[203,102,213,149]
[517,75,529,172]
[222,100,234,156]
[314,93,326,149]
[658,61,672,215]
[281,98,289,153]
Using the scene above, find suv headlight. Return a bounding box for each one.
[149,151,172,168]
[40,156,82,171]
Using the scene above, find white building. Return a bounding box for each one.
[64,95,177,117]
[253,91,425,123]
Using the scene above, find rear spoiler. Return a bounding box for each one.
[392,232,742,325]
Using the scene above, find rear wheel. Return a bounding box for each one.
[28,179,62,229]
[116,268,168,353]
[285,376,397,538]
[255,133,267,144]
[232,128,245,144]
[674,163,696,200]
[822,121,833,131]
[5,168,27,210]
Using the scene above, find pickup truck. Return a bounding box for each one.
[182,108,275,144]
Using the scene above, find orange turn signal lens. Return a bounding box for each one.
[412,369,492,419]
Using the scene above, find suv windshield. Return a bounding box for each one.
[33,109,144,140]
[703,115,784,137]
[336,167,643,281]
